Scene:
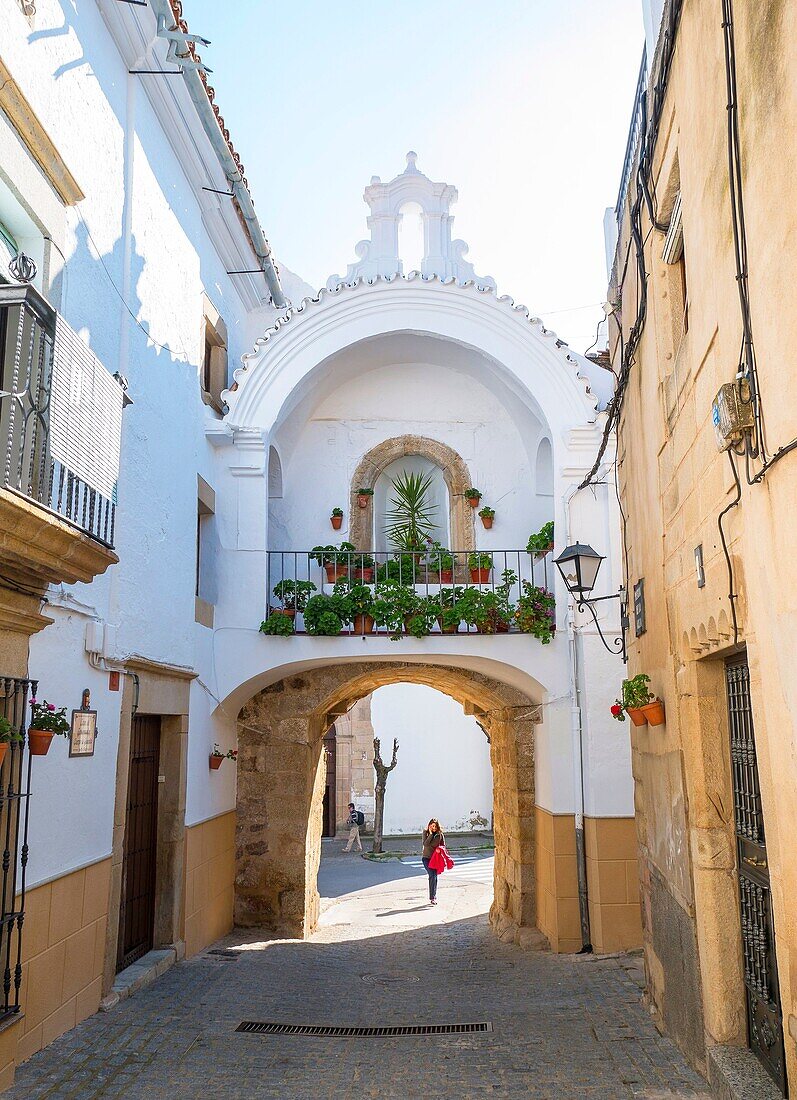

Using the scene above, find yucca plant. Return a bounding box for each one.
[384,469,438,551]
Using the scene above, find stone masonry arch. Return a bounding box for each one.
[235,661,539,946]
[349,436,475,552]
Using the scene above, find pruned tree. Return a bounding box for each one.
[372,736,399,854]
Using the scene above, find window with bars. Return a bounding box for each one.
[0,676,36,1023]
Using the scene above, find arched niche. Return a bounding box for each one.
[268,444,283,499]
[373,454,449,554]
[536,437,553,497]
[349,436,474,552]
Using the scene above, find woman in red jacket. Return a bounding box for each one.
[422,818,445,905]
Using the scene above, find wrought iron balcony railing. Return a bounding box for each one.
[264,549,556,638]
[0,284,124,548]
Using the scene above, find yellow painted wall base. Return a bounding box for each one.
[585,816,643,953]
[184,811,236,958]
[2,858,112,1088]
[535,808,642,954]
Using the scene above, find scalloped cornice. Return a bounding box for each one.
[223,271,600,427]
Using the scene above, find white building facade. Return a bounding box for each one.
[1,2,638,1088]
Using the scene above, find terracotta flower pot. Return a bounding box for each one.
[209,755,223,770]
[352,613,375,635]
[28,729,54,756]
[470,568,491,583]
[496,620,510,634]
[467,496,480,509]
[273,607,295,619]
[357,494,371,509]
[324,563,348,583]
[438,569,454,584]
[641,699,666,726]
[331,515,343,530]
[353,568,374,583]
[438,617,460,635]
[0,743,8,768]
[481,516,494,529]
[626,707,648,727]
[531,542,555,560]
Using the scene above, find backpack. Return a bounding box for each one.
[356,810,365,827]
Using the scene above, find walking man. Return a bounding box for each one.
[343,803,364,852]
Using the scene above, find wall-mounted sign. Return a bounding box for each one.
[70,688,97,757]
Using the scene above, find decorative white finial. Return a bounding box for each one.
[405,151,419,172]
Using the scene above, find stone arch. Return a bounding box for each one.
[235,660,539,946]
[349,436,475,552]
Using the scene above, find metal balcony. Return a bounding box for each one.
[265,548,556,638]
[0,284,124,548]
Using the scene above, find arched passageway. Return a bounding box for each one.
[235,661,539,946]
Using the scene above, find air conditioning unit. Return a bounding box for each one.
[712,381,755,451]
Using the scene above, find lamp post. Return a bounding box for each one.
[554,543,627,661]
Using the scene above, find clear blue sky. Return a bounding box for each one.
[185,0,643,350]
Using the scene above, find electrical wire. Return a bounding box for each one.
[717,449,742,645]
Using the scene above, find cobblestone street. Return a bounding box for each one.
[9,841,709,1099]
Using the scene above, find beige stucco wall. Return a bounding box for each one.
[184,811,236,959]
[609,0,797,1084]
[1,858,111,1087]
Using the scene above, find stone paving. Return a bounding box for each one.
[9,839,710,1099]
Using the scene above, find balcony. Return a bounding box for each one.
[0,284,122,591]
[263,548,556,640]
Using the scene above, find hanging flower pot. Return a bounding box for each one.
[641,699,666,726]
[626,707,648,727]
[28,729,54,756]
[465,488,482,509]
[209,754,223,770]
[356,488,373,509]
[331,514,343,531]
[479,507,495,530]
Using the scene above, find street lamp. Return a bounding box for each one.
[554,542,627,661]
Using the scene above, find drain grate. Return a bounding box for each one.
[236,1021,492,1038]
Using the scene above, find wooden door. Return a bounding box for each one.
[117,715,160,971]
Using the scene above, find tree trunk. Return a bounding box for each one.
[372,737,398,855]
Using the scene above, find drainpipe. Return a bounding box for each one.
[562,480,595,952]
[146,0,287,309]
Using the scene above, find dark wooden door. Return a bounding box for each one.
[117,715,160,971]
[726,655,786,1094]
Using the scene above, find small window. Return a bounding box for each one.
[200,296,228,413]
[195,475,216,628]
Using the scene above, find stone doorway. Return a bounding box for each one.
[235,661,539,946]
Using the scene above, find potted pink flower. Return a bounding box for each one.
[209,744,238,770]
[28,699,70,756]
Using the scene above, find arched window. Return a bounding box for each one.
[536,438,553,497]
[268,445,283,499]
[373,455,449,554]
[397,202,425,273]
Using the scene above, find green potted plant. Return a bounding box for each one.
[352,552,376,583]
[259,613,295,637]
[435,586,464,634]
[0,717,22,767]
[334,580,375,634]
[464,487,482,509]
[427,542,455,583]
[493,569,517,632]
[611,674,656,726]
[468,551,493,583]
[376,553,421,585]
[310,542,356,583]
[514,582,556,643]
[404,596,437,638]
[479,505,495,530]
[330,507,344,531]
[371,582,419,640]
[272,579,317,617]
[210,744,238,770]
[28,698,70,756]
[303,591,353,636]
[385,470,438,550]
[456,588,492,633]
[526,520,555,558]
[356,486,374,508]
